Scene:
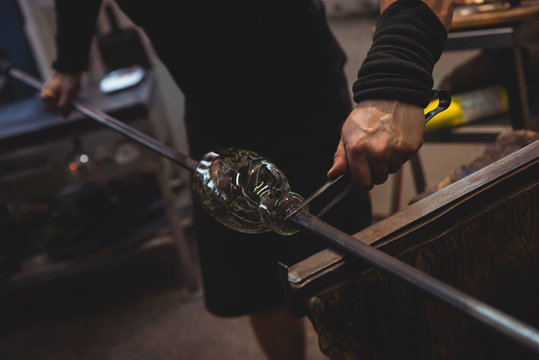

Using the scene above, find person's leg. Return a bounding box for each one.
[249,304,306,360]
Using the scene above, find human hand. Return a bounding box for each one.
[327,99,425,190]
[40,71,82,118]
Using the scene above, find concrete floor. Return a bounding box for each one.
[0,234,328,360]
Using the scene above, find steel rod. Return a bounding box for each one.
[4,64,539,355]
[7,67,199,171]
[290,211,539,354]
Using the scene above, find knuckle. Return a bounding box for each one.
[347,142,367,157]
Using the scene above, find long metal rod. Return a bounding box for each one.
[290,211,539,354]
[6,67,199,171]
[5,65,539,354]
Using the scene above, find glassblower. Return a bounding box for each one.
[2,59,538,355]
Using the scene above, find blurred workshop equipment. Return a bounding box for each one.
[0,0,198,292]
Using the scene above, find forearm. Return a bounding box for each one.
[330,0,456,187]
[53,0,103,73]
[380,0,454,31]
[353,0,453,108]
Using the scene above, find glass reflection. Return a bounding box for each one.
[192,147,305,235]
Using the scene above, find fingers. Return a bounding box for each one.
[329,140,393,190]
[346,145,392,190]
[368,151,390,185]
[348,153,373,190]
[58,90,74,118]
[39,72,81,118]
[388,153,403,175]
[345,140,413,190]
[327,140,348,179]
[334,99,425,191]
[40,85,59,111]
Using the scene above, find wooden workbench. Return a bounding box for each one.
[452,1,539,30]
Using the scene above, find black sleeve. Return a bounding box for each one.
[352,0,448,108]
[52,0,103,73]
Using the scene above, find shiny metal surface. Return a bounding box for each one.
[283,174,347,221]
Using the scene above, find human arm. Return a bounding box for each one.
[381,0,453,31]
[328,0,454,189]
[40,0,103,117]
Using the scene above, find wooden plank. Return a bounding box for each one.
[451,3,539,30]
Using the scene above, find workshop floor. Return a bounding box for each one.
[0,234,328,360]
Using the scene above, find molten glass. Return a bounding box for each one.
[192,147,306,235]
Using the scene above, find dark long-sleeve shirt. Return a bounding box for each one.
[52,0,348,160]
[53,0,345,100]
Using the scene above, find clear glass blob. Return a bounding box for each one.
[192,147,304,235]
[259,189,305,236]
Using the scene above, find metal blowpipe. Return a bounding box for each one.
[1,61,199,172]
[2,61,538,355]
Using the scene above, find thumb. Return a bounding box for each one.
[327,140,348,179]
